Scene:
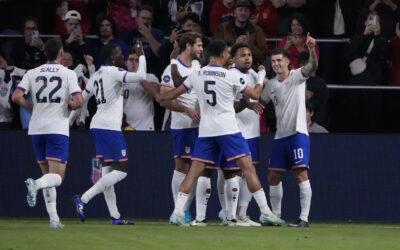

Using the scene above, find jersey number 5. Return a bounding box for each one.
[204,81,217,106]
[35,76,62,103]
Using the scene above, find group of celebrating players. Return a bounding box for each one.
[12,29,318,229]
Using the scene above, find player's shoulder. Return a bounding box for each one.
[146,73,159,82]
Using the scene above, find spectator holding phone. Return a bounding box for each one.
[60,10,91,66]
[365,0,400,38]
[10,17,45,70]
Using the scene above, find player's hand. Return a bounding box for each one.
[184,108,200,123]
[248,101,265,115]
[134,39,145,57]
[306,32,316,50]
[155,93,164,103]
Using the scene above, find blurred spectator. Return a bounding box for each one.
[10,17,46,70]
[123,5,166,76]
[299,51,329,128]
[0,61,13,128]
[250,0,279,38]
[61,50,74,68]
[306,101,329,133]
[55,0,92,34]
[389,22,400,85]
[60,10,92,66]
[347,12,389,85]
[209,0,235,35]
[108,0,141,34]
[91,16,129,69]
[168,0,204,26]
[123,48,160,131]
[270,0,308,36]
[214,0,268,64]
[278,13,319,69]
[363,0,400,38]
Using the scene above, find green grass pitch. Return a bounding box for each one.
[1,219,400,250]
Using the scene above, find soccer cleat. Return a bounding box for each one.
[184,210,192,224]
[25,178,37,207]
[260,213,285,226]
[170,213,189,227]
[288,218,309,228]
[49,220,64,229]
[73,195,86,222]
[237,216,261,227]
[111,217,135,225]
[224,219,239,227]
[190,219,207,227]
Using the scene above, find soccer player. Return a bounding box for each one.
[123,48,160,131]
[260,33,318,227]
[160,32,203,223]
[220,42,265,226]
[11,38,83,228]
[158,39,284,226]
[73,43,146,225]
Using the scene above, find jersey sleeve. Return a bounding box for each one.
[85,76,95,95]
[183,71,195,90]
[290,68,308,86]
[160,65,174,88]
[112,67,129,83]
[68,70,82,96]
[16,71,31,95]
[260,81,272,103]
[146,73,159,83]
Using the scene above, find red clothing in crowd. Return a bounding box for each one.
[54,0,92,34]
[209,0,234,35]
[108,0,140,34]
[278,38,320,69]
[390,36,400,85]
[251,1,279,38]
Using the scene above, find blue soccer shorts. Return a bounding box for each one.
[90,128,128,163]
[171,128,198,159]
[32,134,69,164]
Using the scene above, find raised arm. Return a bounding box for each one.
[124,55,147,82]
[301,33,318,78]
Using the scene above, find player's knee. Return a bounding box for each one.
[112,161,128,173]
[268,172,282,186]
[223,169,241,179]
[202,168,213,177]
[175,158,190,174]
[293,169,309,183]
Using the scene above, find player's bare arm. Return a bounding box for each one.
[68,93,83,110]
[170,62,188,87]
[140,81,160,97]
[11,88,33,111]
[242,65,266,99]
[301,33,318,78]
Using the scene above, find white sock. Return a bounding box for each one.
[195,177,211,221]
[81,170,127,204]
[42,187,59,222]
[183,181,196,212]
[35,173,62,190]
[237,177,252,219]
[269,182,283,218]
[299,180,312,222]
[173,192,189,217]
[217,169,226,217]
[225,176,240,220]
[252,188,273,215]
[102,166,120,219]
[171,170,186,205]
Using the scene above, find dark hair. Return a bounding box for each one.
[139,5,154,15]
[179,12,201,26]
[44,38,63,61]
[270,48,291,59]
[96,16,117,37]
[178,32,202,53]
[206,39,227,57]
[128,47,138,56]
[102,43,119,64]
[288,13,310,35]
[230,42,251,57]
[298,51,309,66]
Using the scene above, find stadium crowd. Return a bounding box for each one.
[0,0,399,132]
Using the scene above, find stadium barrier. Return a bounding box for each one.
[1,130,399,221]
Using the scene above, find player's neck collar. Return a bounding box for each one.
[233,67,248,73]
[208,64,222,67]
[177,57,191,68]
[47,61,59,64]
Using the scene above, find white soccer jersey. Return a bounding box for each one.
[0,69,12,123]
[17,63,81,136]
[261,68,309,139]
[123,73,158,131]
[184,65,247,137]
[161,59,200,129]
[231,68,260,139]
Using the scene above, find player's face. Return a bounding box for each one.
[182,20,196,32]
[112,47,125,67]
[190,38,203,61]
[100,20,113,38]
[271,54,290,74]
[61,52,73,68]
[126,53,139,72]
[65,19,80,34]
[234,47,252,70]
[291,19,303,36]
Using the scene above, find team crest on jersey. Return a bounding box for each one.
[240,78,245,85]
[185,146,191,154]
[121,149,127,157]
[163,75,171,83]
